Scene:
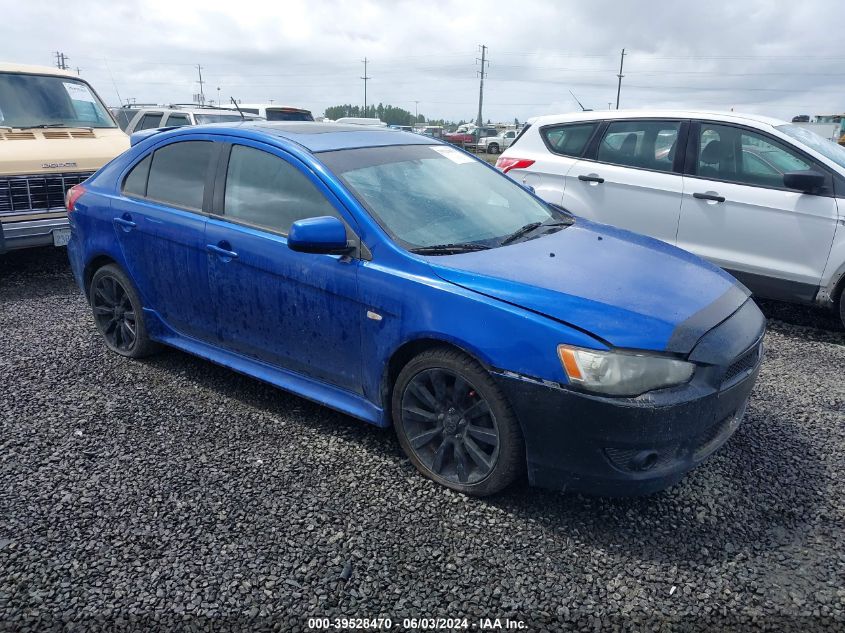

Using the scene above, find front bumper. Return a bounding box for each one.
[0,215,69,251]
[496,299,766,496]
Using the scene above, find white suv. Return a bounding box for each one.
[497,110,845,326]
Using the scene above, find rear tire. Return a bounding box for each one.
[89,264,159,358]
[392,347,524,496]
[487,143,499,154]
[839,285,845,329]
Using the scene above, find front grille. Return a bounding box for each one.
[722,343,761,386]
[0,172,93,215]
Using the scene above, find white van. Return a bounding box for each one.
[0,63,129,253]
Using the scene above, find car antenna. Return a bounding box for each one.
[569,90,592,112]
[230,97,245,120]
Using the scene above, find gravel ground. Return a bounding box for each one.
[1,247,843,632]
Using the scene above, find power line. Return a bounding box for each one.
[615,48,625,109]
[54,51,69,70]
[476,44,488,127]
[361,58,371,115]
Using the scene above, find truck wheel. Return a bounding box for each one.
[487,143,499,154]
[392,347,525,496]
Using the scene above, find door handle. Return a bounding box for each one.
[113,215,136,231]
[578,174,605,184]
[693,192,726,203]
[206,243,239,259]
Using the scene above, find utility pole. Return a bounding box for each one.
[414,100,419,123]
[615,48,626,110]
[54,52,69,70]
[476,45,488,128]
[75,67,82,75]
[361,58,371,117]
[196,64,205,105]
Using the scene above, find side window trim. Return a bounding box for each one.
[687,119,835,195]
[210,139,362,244]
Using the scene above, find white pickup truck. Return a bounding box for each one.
[477,129,518,154]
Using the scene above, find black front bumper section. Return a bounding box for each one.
[495,298,766,497]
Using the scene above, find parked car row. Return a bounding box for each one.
[495,110,845,327]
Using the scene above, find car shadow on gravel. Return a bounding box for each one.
[140,345,828,570]
[487,398,829,566]
[757,298,844,335]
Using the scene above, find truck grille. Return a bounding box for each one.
[0,172,93,216]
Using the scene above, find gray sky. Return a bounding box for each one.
[5,0,845,122]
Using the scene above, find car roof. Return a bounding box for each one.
[134,106,248,116]
[0,62,80,78]
[528,109,788,129]
[164,121,440,152]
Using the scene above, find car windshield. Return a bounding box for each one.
[0,72,116,128]
[776,124,845,170]
[194,113,251,124]
[320,144,568,251]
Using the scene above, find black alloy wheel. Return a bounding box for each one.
[401,368,500,485]
[92,275,137,352]
[89,264,158,358]
[393,347,524,495]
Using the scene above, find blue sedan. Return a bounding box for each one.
[65,122,764,496]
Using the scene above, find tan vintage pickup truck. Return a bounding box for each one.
[0,63,128,253]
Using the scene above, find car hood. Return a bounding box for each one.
[426,219,749,354]
[0,127,129,176]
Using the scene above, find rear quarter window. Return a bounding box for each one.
[540,122,598,157]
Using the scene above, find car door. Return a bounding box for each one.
[114,138,218,341]
[205,140,364,394]
[563,119,688,245]
[676,121,838,301]
[515,121,600,203]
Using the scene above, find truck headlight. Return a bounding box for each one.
[557,345,694,397]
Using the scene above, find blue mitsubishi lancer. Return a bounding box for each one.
[66,122,764,497]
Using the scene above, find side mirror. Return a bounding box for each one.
[783,170,826,194]
[287,216,352,254]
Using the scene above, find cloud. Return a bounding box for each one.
[4,0,843,122]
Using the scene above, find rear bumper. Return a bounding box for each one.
[0,216,69,252]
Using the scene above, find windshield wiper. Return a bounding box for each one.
[500,221,543,246]
[409,243,492,255]
[500,217,573,246]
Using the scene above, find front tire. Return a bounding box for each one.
[89,264,159,358]
[487,143,499,154]
[392,347,524,496]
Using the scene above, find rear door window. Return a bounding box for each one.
[597,120,681,172]
[146,141,213,211]
[541,122,598,157]
[164,113,190,127]
[136,113,163,130]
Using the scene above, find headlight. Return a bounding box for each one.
[557,344,694,397]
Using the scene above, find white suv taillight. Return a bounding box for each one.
[495,157,535,174]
